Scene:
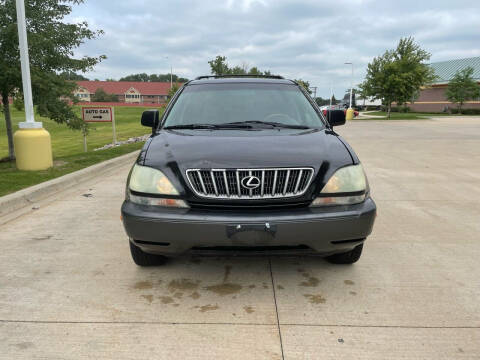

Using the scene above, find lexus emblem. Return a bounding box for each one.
[241,175,261,190]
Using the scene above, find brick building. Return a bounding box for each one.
[74,81,177,104]
[410,57,480,112]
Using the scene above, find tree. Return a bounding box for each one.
[13,93,24,111]
[208,56,232,75]
[356,84,369,107]
[360,37,434,119]
[445,67,480,113]
[91,88,118,102]
[295,79,312,94]
[248,67,262,75]
[0,0,105,160]
[393,37,435,106]
[60,71,89,81]
[167,83,180,103]
[314,97,330,106]
[331,94,336,104]
[207,55,280,78]
[119,73,188,83]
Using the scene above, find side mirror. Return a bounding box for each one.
[141,109,160,130]
[326,110,346,127]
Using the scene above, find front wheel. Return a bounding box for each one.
[326,244,363,264]
[129,241,167,266]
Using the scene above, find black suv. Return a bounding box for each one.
[121,75,376,266]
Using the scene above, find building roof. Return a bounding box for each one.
[75,81,175,95]
[430,56,480,84]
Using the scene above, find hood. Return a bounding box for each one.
[144,128,352,171]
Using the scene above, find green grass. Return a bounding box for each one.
[360,111,454,120]
[0,105,161,197]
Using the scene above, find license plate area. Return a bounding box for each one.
[226,223,277,244]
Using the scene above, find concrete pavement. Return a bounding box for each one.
[1,117,479,359]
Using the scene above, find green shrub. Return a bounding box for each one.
[365,105,383,111]
[13,96,24,111]
[451,108,480,115]
[390,106,411,113]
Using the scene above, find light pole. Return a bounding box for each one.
[329,83,333,107]
[165,56,172,88]
[13,0,52,170]
[344,62,354,120]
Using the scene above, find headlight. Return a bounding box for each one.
[129,164,179,195]
[311,164,367,206]
[128,164,188,208]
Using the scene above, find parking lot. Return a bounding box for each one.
[1,117,479,359]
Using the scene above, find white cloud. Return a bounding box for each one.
[67,0,480,97]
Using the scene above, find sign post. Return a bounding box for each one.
[112,107,117,145]
[83,128,87,152]
[81,106,115,152]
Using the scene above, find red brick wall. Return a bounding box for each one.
[410,84,480,112]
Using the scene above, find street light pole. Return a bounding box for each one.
[345,62,353,107]
[344,62,354,120]
[13,0,52,170]
[16,0,37,128]
[329,83,333,107]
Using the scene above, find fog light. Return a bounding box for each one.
[130,194,189,208]
[310,194,365,206]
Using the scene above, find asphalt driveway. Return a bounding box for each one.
[1,117,479,359]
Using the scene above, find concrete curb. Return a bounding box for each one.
[0,150,139,218]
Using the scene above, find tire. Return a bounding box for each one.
[129,240,167,266]
[326,244,363,264]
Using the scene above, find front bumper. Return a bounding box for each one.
[121,198,376,256]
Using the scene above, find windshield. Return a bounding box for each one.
[162,83,325,129]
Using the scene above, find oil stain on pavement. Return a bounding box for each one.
[133,281,153,290]
[194,304,219,313]
[304,294,327,304]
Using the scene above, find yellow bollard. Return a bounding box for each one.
[345,107,354,121]
[14,128,53,170]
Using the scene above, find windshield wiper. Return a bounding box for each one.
[221,120,310,129]
[163,123,253,130]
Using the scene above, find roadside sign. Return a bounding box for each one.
[82,107,113,122]
[81,106,117,152]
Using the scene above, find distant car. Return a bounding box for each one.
[321,105,358,118]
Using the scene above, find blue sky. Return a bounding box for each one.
[67,0,480,98]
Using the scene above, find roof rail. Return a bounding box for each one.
[195,74,284,80]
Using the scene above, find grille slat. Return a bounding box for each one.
[197,170,207,194]
[294,169,303,193]
[186,168,314,200]
[272,171,278,196]
[283,170,290,195]
[223,171,229,196]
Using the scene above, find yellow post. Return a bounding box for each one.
[14,0,53,170]
[14,128,53,170]
[346,108,354,121]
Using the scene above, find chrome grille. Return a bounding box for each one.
[186,168,314,199]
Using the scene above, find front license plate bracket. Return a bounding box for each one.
[226,222,277,239]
